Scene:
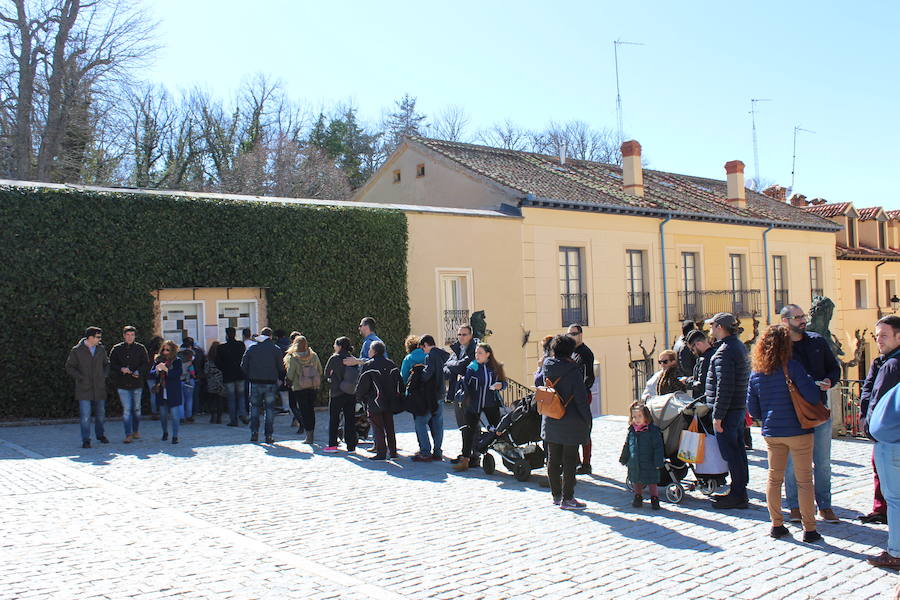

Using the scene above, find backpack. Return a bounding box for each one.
[339,363,359,395]
[535,377,569,419]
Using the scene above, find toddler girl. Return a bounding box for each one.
[619,401,665,509]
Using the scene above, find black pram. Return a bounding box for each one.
[475,394,545,482]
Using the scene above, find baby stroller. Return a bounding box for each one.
[644,392,728,503]
[338,399,370,443]
[475,394,545,482]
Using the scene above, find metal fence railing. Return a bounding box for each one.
[561,293,589,327]
[627,291,651,323]
[442,309,470,346]
[677,289,761,321]
[501,377,534,407]
[837,379,867,438]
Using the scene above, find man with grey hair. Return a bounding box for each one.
[780,303,842,523]
[444,324,479,465]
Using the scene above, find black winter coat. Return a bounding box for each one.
[217,339,246,383]
[357,355,401,414]
[540,357,592,445]
[108,342,150,390]
[690,347,714,400]
[443,339,478,403]
[704,334,750,420]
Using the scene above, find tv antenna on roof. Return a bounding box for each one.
[750,98,772,187]
[790,125,816,192]
[614,39,644,141]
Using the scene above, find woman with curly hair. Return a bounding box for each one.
[747,325,823,542]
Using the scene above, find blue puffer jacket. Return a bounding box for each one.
[705,334,750,420]
[747,359,821,437]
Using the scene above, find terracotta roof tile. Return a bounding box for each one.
[836,242,900,260]
[409,137,837,230]
[887,210,900,221]
[802,202,851,218]
[857,206,884,221]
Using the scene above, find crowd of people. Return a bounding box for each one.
[63,305,898,569]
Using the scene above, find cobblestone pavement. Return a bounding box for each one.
[0,407,896,600]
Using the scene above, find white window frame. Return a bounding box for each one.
[215,299,260,344]
[435,268,474,345]
[159,300,206,349]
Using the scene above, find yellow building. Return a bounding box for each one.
[354,137,841,414]
[799,201,900,382]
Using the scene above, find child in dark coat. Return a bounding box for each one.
[620,402,665,510]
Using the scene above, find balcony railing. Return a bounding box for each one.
[442,309,470,346]
[811,288,824,302]
[627,291,651,323]
[677,289,762,321]
[837,379,867,437]
[500,377,534,407]
[774,289,790,314]
[561,293,589,327]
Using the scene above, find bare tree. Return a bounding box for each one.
[477,119,529,151]
[429,104,469,142]
[0,0,158,182]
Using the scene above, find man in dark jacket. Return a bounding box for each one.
[218,327,248,427]
[412,335,450,461]
[65,326,110,448]
[241,327,285,444]
[858,315,900,525]
[674,320,698,378]
[704,312,751,509]
[685,329,713,400]
[108,325,150,443]
[444,325,479,465]
[567,324,596,474]
[780,304,843,523]
[356,341,401,460]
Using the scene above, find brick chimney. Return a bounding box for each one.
[621,140,644,197]
[789,194,809,207]
[724,160,746,209]
[761,184,787,202]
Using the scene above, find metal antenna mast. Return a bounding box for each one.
[790,125,816,192]
[614,40,643,141]
[750,98,772,186]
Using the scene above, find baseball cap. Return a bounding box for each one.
[704,312,737,328]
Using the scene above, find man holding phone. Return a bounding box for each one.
[780,303,842,524]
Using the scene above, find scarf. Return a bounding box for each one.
[632,423,648,432]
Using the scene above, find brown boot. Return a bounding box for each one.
[304,430,315,444]
[453,457,470,472]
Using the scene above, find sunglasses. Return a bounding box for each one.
[658,358,675,365]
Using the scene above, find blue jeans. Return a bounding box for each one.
[181,382,195,418]
[225,380,247,425]
[249,383,277,437]
[117,389,142,437]
[414,408,444,456]
[78,400,105,442]
[147,378,159,413]
[717,410,749,500]
[874,442,900,557]
[159,404,182,438]
[784,417,832,510]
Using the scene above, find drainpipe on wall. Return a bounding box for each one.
[876,261,887,314]
[660,215,673,345]
[762,224,775,325]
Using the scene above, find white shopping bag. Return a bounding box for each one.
[695,430,729,474]
[677,418,705,464]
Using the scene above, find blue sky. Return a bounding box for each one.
[146,0,899,209]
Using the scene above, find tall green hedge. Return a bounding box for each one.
[0,185,409,419]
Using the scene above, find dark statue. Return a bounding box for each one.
[807,295,842,357]
[470,310,492,340]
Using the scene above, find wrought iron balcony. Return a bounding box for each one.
[627,291,651,323]
[677,289,762,321]
[561,293,589,327]
[442,309,470,345]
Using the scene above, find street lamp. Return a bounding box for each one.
[891,295,900,313]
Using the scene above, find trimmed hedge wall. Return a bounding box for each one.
[0,185,409,419]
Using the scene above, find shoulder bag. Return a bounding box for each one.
[784,367,831,429]
[536,377,569,419]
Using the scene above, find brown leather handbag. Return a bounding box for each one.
[783,367,831,429]
[536,377,568,419]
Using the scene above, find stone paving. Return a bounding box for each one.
[0,407,896,600]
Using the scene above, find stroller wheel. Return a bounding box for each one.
[701,479,719,496]
[625,476,634,493]
[665,482,685,504]
[482,453,496,475]
[513,460,531,482]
